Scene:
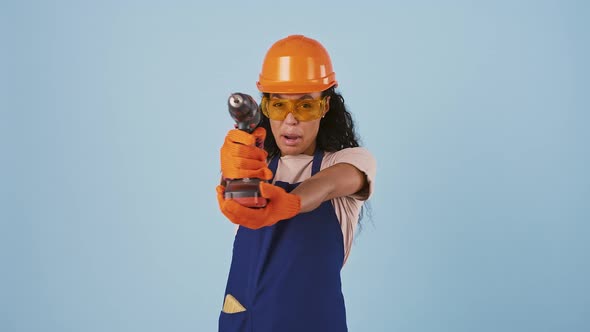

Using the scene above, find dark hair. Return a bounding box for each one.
[260,87,360,158]
[259,87,372,232]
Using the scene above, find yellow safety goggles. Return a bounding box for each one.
[261,96,327,121]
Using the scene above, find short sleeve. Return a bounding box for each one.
[326,147,376,201]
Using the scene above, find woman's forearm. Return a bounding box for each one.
[290,163,366,213]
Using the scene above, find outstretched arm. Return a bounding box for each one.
[217,155,372,230]
[291,162,368,213]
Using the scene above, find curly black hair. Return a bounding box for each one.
[259,87,361,158]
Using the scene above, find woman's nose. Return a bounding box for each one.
[283,112,299,125]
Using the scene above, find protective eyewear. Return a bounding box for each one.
[261,96,327,121]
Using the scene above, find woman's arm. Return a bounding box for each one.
[290,162,368,213]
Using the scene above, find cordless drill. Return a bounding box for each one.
[224,93,267,208]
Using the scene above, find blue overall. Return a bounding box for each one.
[219,150,348,332]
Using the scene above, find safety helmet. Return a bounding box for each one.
[256,35,337,94]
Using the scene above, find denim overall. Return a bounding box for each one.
[219,149,347,332]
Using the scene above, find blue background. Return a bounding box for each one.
[2,0,589,331]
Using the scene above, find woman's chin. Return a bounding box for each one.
[280,147,302,156]
[278,143,304,156]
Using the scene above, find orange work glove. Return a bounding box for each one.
[220,127,273,180]
[216,182,301,229]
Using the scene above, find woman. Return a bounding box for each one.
[216,35,376,332]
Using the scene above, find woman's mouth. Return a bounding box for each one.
[281,134,302,146]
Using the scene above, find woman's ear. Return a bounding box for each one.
[323,96,331,117]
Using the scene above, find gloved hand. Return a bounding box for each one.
[220,127,273,180]
[216,182,301,229]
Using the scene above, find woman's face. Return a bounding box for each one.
[268,91,329,156]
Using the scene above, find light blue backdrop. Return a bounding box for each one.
[2,1,588,331]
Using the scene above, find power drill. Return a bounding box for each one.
[224,93,267,208]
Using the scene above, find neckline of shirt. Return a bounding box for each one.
[279,154,314,161]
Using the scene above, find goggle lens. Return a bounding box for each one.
[261,97,326,121]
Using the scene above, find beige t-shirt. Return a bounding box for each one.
[271,147,376,266]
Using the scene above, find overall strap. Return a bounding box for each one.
[268,153,280,180]
[311,149,324,176]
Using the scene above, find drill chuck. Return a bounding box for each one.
[228,93,261,133]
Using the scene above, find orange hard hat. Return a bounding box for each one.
[256,35,337,94]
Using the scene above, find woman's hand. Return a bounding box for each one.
[216,183,301,229]
[220,127,272,180]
